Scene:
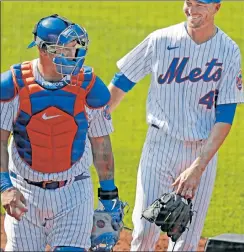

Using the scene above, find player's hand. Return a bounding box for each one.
[171,165,204,200]
[1,187,28,221]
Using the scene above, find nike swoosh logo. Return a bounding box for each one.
[42,113,62,120]
[167,46,179,50]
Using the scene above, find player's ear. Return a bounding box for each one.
[38,46,48,57]
[182,1,188,14]
[214,3,221,14]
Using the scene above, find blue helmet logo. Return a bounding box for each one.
[28,14,89,76]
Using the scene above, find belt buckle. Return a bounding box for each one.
[42,180,54,189]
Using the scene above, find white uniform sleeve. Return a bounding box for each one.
[217,47,244,105]
[117,32,154,83]
[87,107,114,138]
[0,96,19,132]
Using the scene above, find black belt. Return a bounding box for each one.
[24,173,89,189]
[151,124,160,129]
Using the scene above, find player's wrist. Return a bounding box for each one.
[99,179,116,191]
[0,172,14,194]
[98,187,118,200]
[97,187,120,212]
[191,157,207,173]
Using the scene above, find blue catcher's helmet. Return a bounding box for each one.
[28,14,89,76]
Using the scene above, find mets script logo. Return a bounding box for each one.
[158,57,223,84]
[236,70,242,90]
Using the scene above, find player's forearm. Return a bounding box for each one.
[196,122,232,172]
[1,129,11,173]
[1,140,9,173]
[108,83,126,113]
[1,129,14,193]
[90,135,114,181]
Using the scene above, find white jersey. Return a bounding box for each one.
[0,59,113,182]
[117,22,244,141]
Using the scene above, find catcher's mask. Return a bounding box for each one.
[28,14,89,76]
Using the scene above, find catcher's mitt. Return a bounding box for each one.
[141,192,194,242]
[91,187,127,251]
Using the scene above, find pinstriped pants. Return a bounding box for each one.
[4,173,94,251]
[131,126,217,251]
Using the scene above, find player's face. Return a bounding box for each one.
[183,0,220,28]
[39,40,79,76]
[47,40,78,59]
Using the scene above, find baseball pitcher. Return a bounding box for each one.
[107,0,243,251]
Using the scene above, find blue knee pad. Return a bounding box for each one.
[53,246,85,251]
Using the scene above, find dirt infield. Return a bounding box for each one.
[113,230,207,251]
[1,215,207,251]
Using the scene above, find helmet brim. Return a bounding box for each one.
[27,41,36,48]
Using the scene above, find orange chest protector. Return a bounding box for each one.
[11,61,95,173]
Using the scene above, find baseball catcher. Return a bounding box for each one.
[91,187,127,251]
[142,192,194,242]
[0,13,119,251]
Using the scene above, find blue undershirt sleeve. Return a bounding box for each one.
[111,72,136,92]
[215,103,237,125]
